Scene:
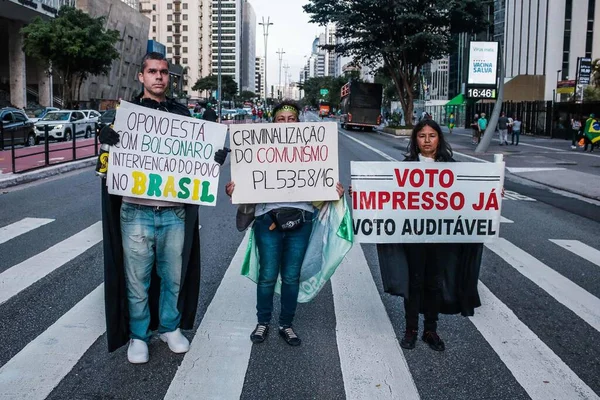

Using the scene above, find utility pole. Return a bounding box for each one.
[258,17,273,108]
[277,48,285,88]
[283,63,290,98]
[217,0,222,122]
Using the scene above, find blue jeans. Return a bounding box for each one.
[254,211,313,327]
[120,203,185,342]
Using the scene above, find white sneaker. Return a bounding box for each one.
[127,339,149,364]
[160,328,190,354]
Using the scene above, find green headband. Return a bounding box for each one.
[275,105,299,117]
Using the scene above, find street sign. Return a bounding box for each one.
[320,88,329,96]
[578,58,592,85]
[467,42,499,86]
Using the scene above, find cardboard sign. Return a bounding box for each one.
[230,122,340,204]
[107,101,227,206]
[351,161,505,243]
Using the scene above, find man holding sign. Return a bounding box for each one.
[99,52,225,363]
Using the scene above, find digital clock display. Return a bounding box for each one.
[466,87,497,99]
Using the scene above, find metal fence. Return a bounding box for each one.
[551,101,600,140]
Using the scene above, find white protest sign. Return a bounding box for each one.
[351,161,505,243]
[107,101,227,206]
[230,122,339,204]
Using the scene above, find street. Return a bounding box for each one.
[0,113,599,400]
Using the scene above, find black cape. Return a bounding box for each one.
[103,95,201,352]
[203,108,218,122]
[377,155,483,316]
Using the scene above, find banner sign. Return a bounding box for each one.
[578,57,592,85]
[351,161,505,243]
[107,101,227,206]
[467,41,499,86]
[557,80,576,94]
[230,122,340,204]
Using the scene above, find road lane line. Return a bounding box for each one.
[339,132,397,161]
[0,218,54,245]
[485,238,600,332]
[0,285,105,399]
[0,222,102,305]
[164,231,255,400]
[331,245,420,400]
[500,216,514,223]
[470,283,599,400]
[549,239,600,268]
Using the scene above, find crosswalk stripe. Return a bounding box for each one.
[0,218,54,245]
[500,216,513,223]
[0,222,102,305]
[485,238,600,332]
[0,285,105,400]
[549,239,600,268]
[470,283,599,400]
[331,245,420,399]
[164,231,255,400]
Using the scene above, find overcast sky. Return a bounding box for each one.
[248,0,323,87]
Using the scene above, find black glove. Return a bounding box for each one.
[99,125,119,146]
[214,147,231,165]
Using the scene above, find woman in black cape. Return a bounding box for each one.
[377,119,483,352]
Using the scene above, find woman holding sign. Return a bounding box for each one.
[376,120,483,352]
[218,100,348,347]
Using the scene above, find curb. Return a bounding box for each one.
[0,158,96,189]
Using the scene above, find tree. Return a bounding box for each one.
[192,74,238,99]
[583,86,600,102]
[21,6,120,108]
[240,90,257,101]
[304,0,488,126]
[591,58,600,88]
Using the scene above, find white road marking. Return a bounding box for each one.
[500,216,514,223]
[507,167,567,173]
[470,283,599,400]
[0,217,54,245]
[0,222,102,305]
[550,239,600,268]
[0,285,105,400]
[331,245,420,399]
[164,231,255,400]
[485,238,600,333]
[503,190,536,201]
[339,131,397,161]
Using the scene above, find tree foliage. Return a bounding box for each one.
[240,90,257,101]
[591,59,600,88]
[300,76,352,108]
[192,74,238,99]
[21,6,120,108]
[304,0,488,125]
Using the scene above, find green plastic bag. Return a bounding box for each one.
[241,197,354,303]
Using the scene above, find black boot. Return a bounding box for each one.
[422,331,445,351]
[400,329,418,349]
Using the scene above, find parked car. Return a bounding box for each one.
[81,109,102,124]
[0,107,36,149]
[34,110,95,142]
[98,109,116,131]
[25,107,60,123]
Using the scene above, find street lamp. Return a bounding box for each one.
[259,17,273,108]
[217,0,223,122]
[277,48,285,89]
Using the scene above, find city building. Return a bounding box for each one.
[255,56,265,99]
[427,57,450,100]
[211,0,242,90]
[140,0,212,99]
[301,25,342,80]
[499,0,600,101]
[0,0,149,109]
[240,0,256,93]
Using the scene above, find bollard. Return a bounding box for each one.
[94,122,99,156]
[72,122,77,160]
[11,128,15,173]
[44,124,50,166]
[494,154,504,163]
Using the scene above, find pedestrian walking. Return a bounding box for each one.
[583,113,599,152]
[470,114,480,144]
[511,116,522,145]
[203,103,218,122]
[477,112,488,144]
[98,52,201,363]
[498,112,509,145]
[219,100,347,347]
[448,113,455,134]
[376,120,483,352]
[570,116,582,149]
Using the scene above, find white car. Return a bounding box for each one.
[34,110,96,142]
[81,109,102,124]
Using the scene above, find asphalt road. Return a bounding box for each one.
[0,113,599,400]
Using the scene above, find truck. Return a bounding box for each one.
[318,102,331,118]
[339,81,383,131]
